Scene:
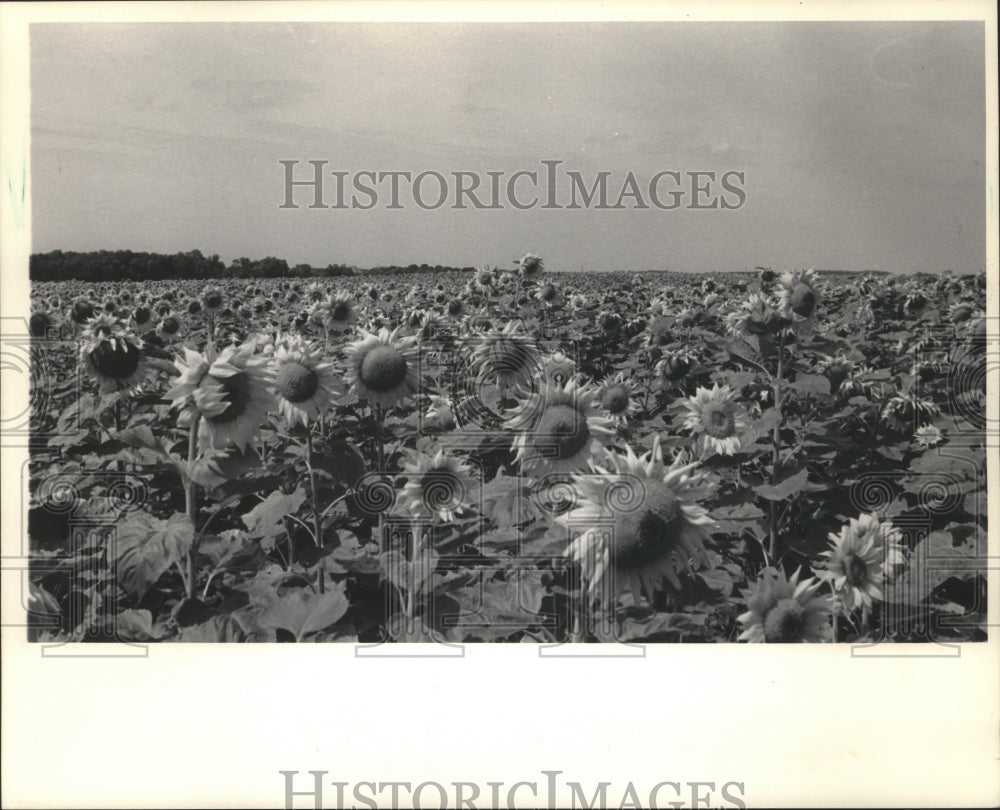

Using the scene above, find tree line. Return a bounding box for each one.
[29,250,480,281]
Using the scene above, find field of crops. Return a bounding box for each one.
[23,258,989,644]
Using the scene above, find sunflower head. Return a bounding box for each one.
[70,300,95,325]
[560,438,718,605]
[816,513,905,615]
[737,566,831,643]
[201,287,224,311]
[506,379,615,475]
[271,337,342,427]
[680,383,748,456]
[165,341,276,451]
[777,268,822,321]
[80,329,152,394]
[518,253,544,277]
[344,327,420,409]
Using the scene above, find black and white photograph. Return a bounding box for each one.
[2,2,997,808]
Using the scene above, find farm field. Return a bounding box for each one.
[23,260,989,644]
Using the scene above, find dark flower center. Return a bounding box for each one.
[535,404,590,460]
[209,372,252,424]
[331,301,352,321]
[664,356,691,381]
[763,598,806,642]
[844,553,869,587]
[89,340,140,379]
[611,482,682,569]
[540,285,556,301]
[789,283,817,317]
[601,385,630,414]
[203,292,223,309]
[448,300,463,316]
[160,317,180,335]
[133,307,151,325]
[360,345,408,392]
[275,361,320,403]
[702,403,736,438]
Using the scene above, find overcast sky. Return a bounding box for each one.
[30,21,986,273]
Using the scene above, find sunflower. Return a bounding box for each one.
[656,350,698,384]
[595,371,640,421]
[158,315,182,340]
[424,393,456,430]
[816,513,905,617]
[776,268,822,328]
[396,448,478,522]
[200,286,224,311]
[506,379,616,475]
[69,299,96,326]
[472,266,495,294]
[81,313,126,344]
[534,283,561,307]
[737,567,831,643]
[322,292,359,333]
[344,327,420,409]
[881,392,939,433]
[724,292,788,337]
[165,341,276,451]
[469,319,539,392]
[80,329,155,394]
[270,337,341,427]
[517,253,544,278]
[679,383,749,456]
[29,310,57,339]
[913,424,944,449]
[559,437,717,606]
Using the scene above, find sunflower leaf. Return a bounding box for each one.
[752,468,810,501]
[257,586,349,641]
[241,488,306,539]
[115,511,194,599]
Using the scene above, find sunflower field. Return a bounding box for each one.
[22,258,990,644]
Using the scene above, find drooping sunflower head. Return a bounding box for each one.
[344,327,420,409]
[506,379,616,475]
[559,438,718,605]
[737,566,832,643]
[270,337,342,427]
[881,392,940,432]
[680,383,749,456]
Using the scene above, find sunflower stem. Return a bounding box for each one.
[374,404,386,471]
[768,330,786,560]
[184,418,200,600]
[305,429,326,593]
